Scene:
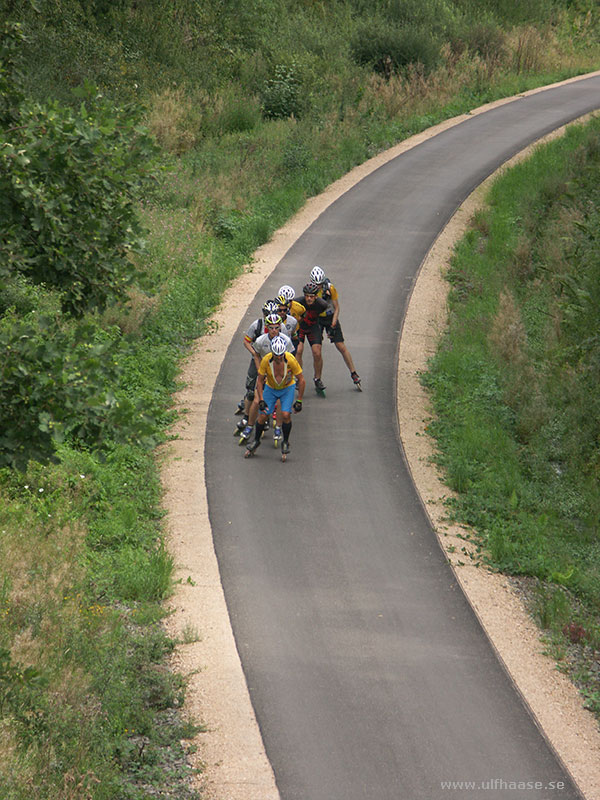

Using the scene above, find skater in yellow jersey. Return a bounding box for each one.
[245,336,305,461]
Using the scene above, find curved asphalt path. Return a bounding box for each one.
[206,74,600,800]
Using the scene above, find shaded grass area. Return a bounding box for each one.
[422,116,600,714]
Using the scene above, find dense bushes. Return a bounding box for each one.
[0,316,156,469]
[9,0,594,114]
[0,22,158,468]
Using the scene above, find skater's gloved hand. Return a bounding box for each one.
[293,400,303,413]
[258,400,267,411]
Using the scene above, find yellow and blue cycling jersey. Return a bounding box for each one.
[258,352,302,389]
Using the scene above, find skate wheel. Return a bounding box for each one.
[244,450,254,458]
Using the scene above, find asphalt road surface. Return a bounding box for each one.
[206,75,600,800]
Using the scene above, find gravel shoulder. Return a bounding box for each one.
[162,77,600,800]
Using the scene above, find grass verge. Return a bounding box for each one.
[422,114,600,717]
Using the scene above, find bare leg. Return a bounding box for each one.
[312,343,323,380]
[335,341,356,373]
[247,397,259,426]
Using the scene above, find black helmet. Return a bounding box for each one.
[303,281,319,295]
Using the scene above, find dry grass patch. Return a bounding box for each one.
[101,288,160,337]
[147,88,198,155]
[510,26,548,74]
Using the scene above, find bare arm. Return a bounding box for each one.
[330,297,340,328]
[243,337,257,357]
[247,341,263,371]
[256,372,266,404]
[295,373,306,403]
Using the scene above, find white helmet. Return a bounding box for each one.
[277,285,295,301]
[262,300,279,316]
[310,265,325,284]
[270,336,287,356]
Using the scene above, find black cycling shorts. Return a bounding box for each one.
[319,319,344,343]
[245,359,258,392]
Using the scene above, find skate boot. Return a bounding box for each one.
[244,436,261,458]
[238,424,253,445]
[280,440,290,462]
[351,371,362,391]
[234,417,248,435]
[234,400,245,415]
[314,377,326,397]
[273,426,282,448]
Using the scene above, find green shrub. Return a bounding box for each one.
[0,19,25,124]
[282,133,311,172]
[467,0,551,25]
[261,63,302,119]
[0,86,158,315]
[0,274,61,317]
[0,315,156,469]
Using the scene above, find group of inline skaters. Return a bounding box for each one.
[234,265,361,461]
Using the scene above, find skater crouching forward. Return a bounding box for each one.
[245,336,305,458]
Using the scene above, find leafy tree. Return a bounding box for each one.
[0,20,159,468]
[0,20,24,125]
[0,23,158,316]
